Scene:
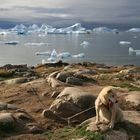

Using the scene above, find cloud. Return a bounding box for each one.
[0,0,140,28]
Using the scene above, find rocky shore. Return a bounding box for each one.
[0,61,139,140]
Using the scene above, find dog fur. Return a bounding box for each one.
[95,86,123,128]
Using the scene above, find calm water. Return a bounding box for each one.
[0,32,140,66]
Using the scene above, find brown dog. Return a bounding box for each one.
[95,86,123,128]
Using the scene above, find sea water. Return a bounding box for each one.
[0,32,140,66]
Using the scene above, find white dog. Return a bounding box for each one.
[95,86,123,128]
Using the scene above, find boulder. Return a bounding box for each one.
[0,102,17,110]
[0,102,7,110]
[66,77,83,85]
[81,110,140,140]
[56,71,73,82]
[50,87,96,118]
[0,113,15,131]
[124,92,140,106]
[47,77,62,88]
[104,129,128,140]
[4,77,27,85]
[74,69,97,75]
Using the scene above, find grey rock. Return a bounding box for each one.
[66,77,83,85]
[0,113,15,131]
[47,77,62,88]
[124,92,140,106]
[104,129,128,140]
[75,69,97,75]
[4,77,27,85]
[56,71,73,82]
[0,102,7,110]
[50,87,96,118]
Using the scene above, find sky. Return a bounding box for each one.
[0,0,140,29]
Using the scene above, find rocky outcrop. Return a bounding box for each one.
[4,78,28,85]
[124,92,140,106]
[49,87,96,119]
[66,77,83,85]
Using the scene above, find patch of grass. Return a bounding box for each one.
[0,69,14,78]
[44,123,103,140]
[112,81,140,91]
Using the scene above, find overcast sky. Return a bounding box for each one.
[0,0,140,28]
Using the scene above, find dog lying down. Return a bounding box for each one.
[95,86,124,128]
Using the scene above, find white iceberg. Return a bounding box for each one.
[50,49,57,58]
[93,27,113,33]
[11,24,28,35]
[120,41,131,46]
[129,47,140,56]
[38,34,47,37]
[127,28,140,32]
[47,23,87,34]
[72,53,85,58]
[4,41,19,45]
[28,24,39,31]
[57,52,71,59]
[0,31,9,36]
[39,24,56,34]
[24,42,49,46]
[42,59,47,64]
[80,41,90,48]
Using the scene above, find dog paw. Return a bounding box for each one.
[108,123,114,129]
[95,120,101,125]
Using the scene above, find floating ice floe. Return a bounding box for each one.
[0,31,9,36]
[35,51,51,56]
[127,28,140,32]
[42,59,47,64]
[38,34,47,37]
[80,41,90,48]
[93,27,113,33]
[129,47,140,56]
[4,41,19,45]
[120,41,131,46]
[72,53,85,58]
[57,52,71,59]
[24,42,49,46]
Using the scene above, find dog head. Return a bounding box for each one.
[99,86,118,108]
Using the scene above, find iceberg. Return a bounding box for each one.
[28,24,39,31]
[57,52,71,59]
[127,28,140,32]
[120,41,131,46]
[39,24,56,34]
[50,49,57,58]
[11,24,28,35]
[72,53,85,58]
[93,27,113,33]
[80,41,90,48]
[129,47,140,56]
[4,41,19,45]
[0,31,9,35]
[24,42,49,46]
[47,23,87,34]
[42,59,47,64]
